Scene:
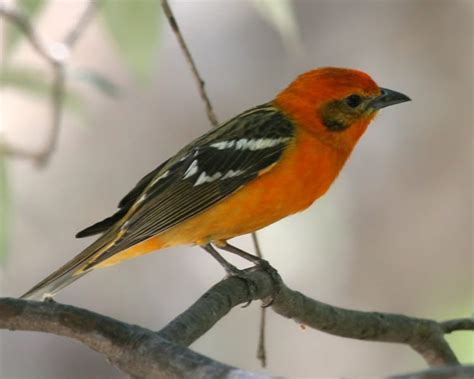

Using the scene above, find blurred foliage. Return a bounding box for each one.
[1,0,299,101]
[100,0,161,83]
[3,0,46,60]
[0,158,8,263]
[72,68,120,98]
[0,66,83,112]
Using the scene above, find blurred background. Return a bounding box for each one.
[0,0,472,377]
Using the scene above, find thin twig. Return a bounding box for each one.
[0,0,98,166]
[251,231,267,366]
[160,0,218,127]
[440,318,474,334]
[257,306,267,367]
[251,232,267,366]
[0,2,58,64]
[160,0,269,366]
[63,0,98,48]
[35,63,65,167]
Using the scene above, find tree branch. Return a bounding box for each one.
[0,297,271,379]
[158,269,274,345]
[159,267,470,368]
[1,266,472,377]
[270,285,461,367]
[157,265,471,368]
[441,318,474,334]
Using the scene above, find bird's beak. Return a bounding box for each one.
[370,88,411,109]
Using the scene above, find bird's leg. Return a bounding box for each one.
[201,244,243,276]
[217,242,265,265]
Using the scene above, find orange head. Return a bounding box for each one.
[274,67,410,152]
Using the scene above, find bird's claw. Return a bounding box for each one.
[225,260,280,308]
[249,259,281,308]
[224,266,259,307]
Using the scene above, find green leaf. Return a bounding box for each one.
[3,0,47,60]
[250,0,302,55]
[0,157,9,263]
[0,66,83,112]
[71,68,120,98]
[100,0,161,83]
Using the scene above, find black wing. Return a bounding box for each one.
[78,103,295,264]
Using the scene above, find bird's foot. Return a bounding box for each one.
[223,266,259,308]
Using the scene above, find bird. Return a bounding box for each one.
[21,67,410,301]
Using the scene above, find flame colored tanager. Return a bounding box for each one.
[22,67,410,300]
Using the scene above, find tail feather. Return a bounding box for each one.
[20,233,116,301]
[20,270,88,301]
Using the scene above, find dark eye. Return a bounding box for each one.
[345,94,362,108]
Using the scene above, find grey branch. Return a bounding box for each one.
[0,297,270,379]
[1,266,473,377]
[158,269,275,346]
[0,0,97,166]
[441,318,474,334]
[270,285,461,367]
[1,266,472,377]
[159,267,470,368]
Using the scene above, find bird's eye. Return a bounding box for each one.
[345,94,362,108]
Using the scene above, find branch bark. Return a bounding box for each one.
[0,297,271,379]
[1,265,473,377]
[271,286,460,367]
[158,267,469,368]
[1,266,472,377]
